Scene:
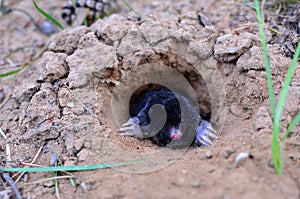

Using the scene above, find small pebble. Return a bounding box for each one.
[67,102,74,108]
[74,139,83,151]
[208,167,216,173]
[24,155,31,161]
[197,13,212,27]
[222,146,235,159]
[42,146,50,153]
[80,182,88,193]
[33,40,45,47]
[191,181,201,188]
[216,34,232,42]
[50,152,59,166]
[254,106,273,131]
[43,180,54,188]
[252,176,258,182]
[171,178,184,187]
[84,140,92,149]
[65,134,75,153]
[23,173,28,183]
[181,169,187,174]
[39,20,58,35]
[230,103,242,116]
[77,149,89,162]
[268,159,274,168]
[234,152,253,167]
[205,151,212,159]
[64,158,77,166]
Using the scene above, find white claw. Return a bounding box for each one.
[201,142,210,147]
[121,122,131,127]
[119,125,135,132]
[206,131,218,139]
[121,121,133,127]
[119,133,130,136]
[207,126,217,133]
[201,121,217,133]
[199,138,211,146]
[201,135,213,146]
[196,120,218,146]
[121,117,139,127]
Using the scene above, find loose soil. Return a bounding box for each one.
[0,0,299,199]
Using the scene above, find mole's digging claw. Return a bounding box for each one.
[200,135,213,146]
[206,131,218,139]
[121,117,138,127]
[195,120,218,146]
[119,117,143,138]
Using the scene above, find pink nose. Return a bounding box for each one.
[171,131,182,140]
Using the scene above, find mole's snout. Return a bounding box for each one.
[170,128,183,140]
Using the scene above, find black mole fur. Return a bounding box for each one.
[130,88,199,146]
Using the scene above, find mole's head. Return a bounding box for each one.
[170,127,183,140]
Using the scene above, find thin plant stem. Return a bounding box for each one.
[283,111,300,142]
[253,0,276,120]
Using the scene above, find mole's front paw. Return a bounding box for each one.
[119,117,143,138]
[195,120,218,146]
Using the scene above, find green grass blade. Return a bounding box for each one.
[0,66,27,78]
[121,0,153,24]
[272,135,282,175]
[32,0,64,30]
[253,0,275,120]
[283,111,300,142]
[53,171,60,198]
[274,39,300,126]
[1,158,146,173]
[272,30,300,174]
[254,0,281,175]
[69,178,76,187]
[55,153,76,187]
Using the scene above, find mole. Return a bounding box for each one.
[119,87,217,148]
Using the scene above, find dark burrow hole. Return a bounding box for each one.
[109,52,213,152]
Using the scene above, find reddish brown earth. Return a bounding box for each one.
[0,0,299,199]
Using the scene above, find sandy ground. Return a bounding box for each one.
[0,0,299,199]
